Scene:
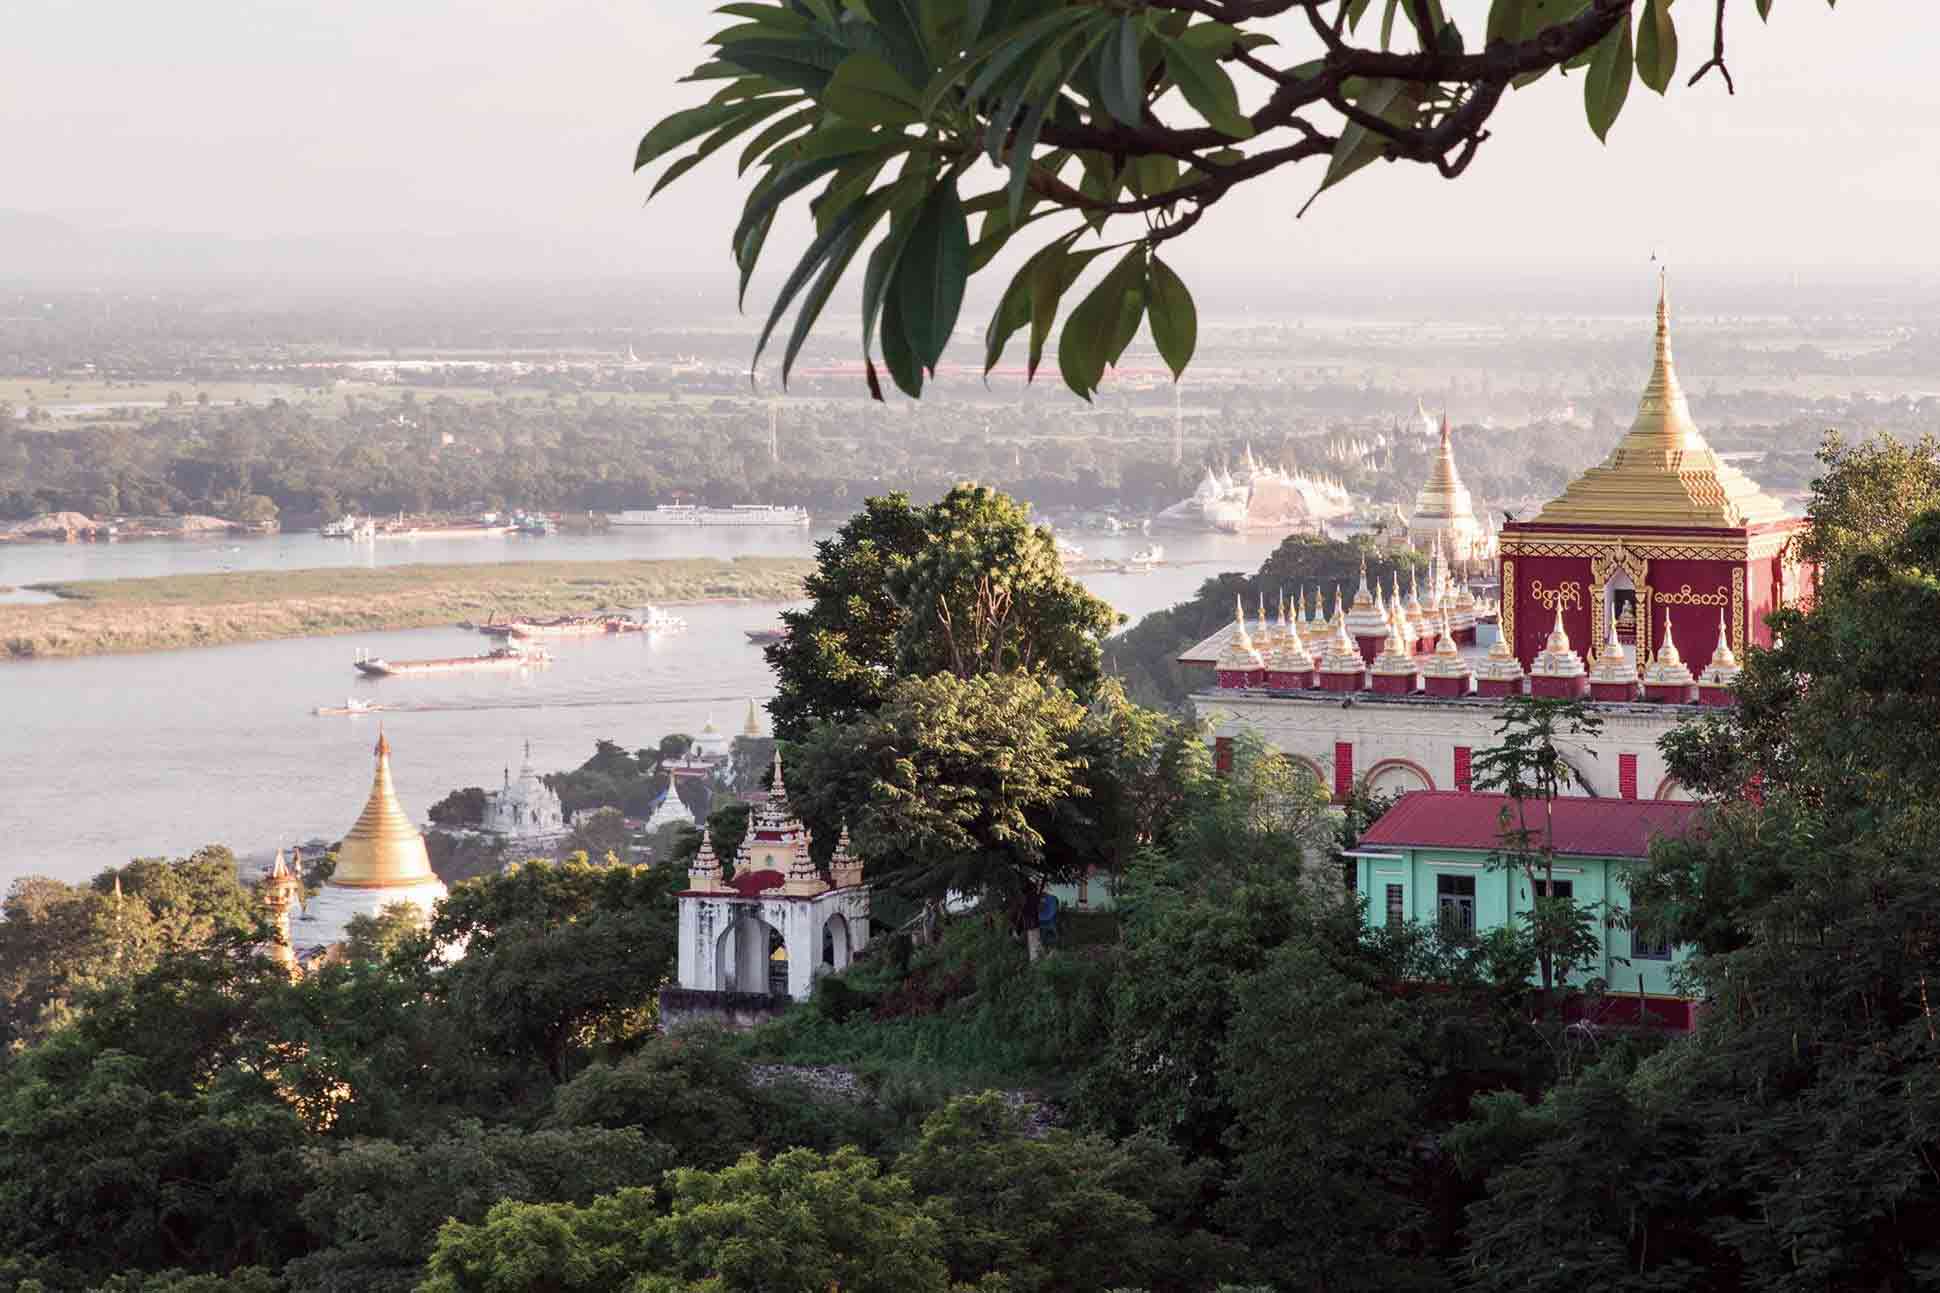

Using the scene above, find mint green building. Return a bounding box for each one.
[1349,792,1703,1025]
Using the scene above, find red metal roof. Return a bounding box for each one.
[1354,792,1704,859]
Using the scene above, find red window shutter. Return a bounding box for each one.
[1454,746,1472,794]
[1214,736,1234,775]
[1619,753,1638,801]
[1334,742,1354,801]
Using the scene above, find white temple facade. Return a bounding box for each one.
[482,742,568,841]
[673,753,870,1003]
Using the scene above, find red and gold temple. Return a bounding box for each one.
[1498,276,1811,674]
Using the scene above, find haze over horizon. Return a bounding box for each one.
[3,2,1933,296]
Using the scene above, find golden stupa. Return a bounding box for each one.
[332,731,437,888]
[1531,274,1787,530]
[1409,412,1485,558]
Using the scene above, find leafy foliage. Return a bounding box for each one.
[641,0,1808,398]
[766,483,1116,739]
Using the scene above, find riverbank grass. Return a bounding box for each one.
[1,557,812,659]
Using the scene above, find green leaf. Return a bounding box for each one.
[1755,0,1773,18]
[752,194,878,378]
[738,104,820,175]
[861,210,920,361]
[1635,0,1679,94]
[861,0,931,89]
[879,288,924,398]
[732,153,870,277]
[823,52,925,126]
[1058,246,1145,402]
[1098,15,1144,126]
[1006,93,1055,222]
[635,101,754,172]
[781,197,890,387]
[647,98,796,201]
[1131,153,1179,199]
[1584,15,1633,141]
[1344,0,1375,33]
[1304,78,1412,212]
[984,232,1083,376]
[1163,39,1254,139]
[1179,21,1274,53]
[895,184,972,373]
[1028,243,1109,381]
[735,206,778,309]
[1485,0,1526,45]
[1379,0,1403,50]
[1146,255,1197,381]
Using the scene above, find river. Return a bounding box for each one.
[0,526,1283,884]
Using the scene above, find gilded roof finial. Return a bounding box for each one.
[375,726,390,760]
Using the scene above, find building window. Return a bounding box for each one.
[1437,874,1476,935]
[1632,930,1673,961]
[1454,746,1473,794]
[1619,753,1639,800]
[1335,742,1355,801]
[1535,878,1574,901]
[1385,884,1405,930]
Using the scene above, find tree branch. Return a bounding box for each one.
[1686,0,1736,95]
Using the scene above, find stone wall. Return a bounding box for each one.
[658,986,792,1032]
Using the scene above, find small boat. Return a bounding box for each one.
[514,513,557,536]
[315,697,385,716]
[745,626,788,646]
[507,614,620,638]
[1122,544,1165,573]
[320,515,362,539]
[638,604,687,633]
[353,644,550,677]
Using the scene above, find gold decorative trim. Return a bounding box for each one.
[1501,560,1515,650]
[1589,543,1651,652]
[1501,536,1748,562]
[1731,568,1746,655]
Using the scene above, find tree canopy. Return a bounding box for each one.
[766,482,1117,739]
[639,0,1816,399]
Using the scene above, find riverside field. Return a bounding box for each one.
[0,557,814,659]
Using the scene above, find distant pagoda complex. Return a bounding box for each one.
[1408,412,1490,564]
[296,731,448,953]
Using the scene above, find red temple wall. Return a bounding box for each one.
[1643,557,1738,666]
[1509,555,1593,667]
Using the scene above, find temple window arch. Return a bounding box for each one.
[1363,758,1436,798]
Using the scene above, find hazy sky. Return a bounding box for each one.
[4,1,1931,284]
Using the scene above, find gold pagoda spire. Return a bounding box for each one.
[333,729,436,888]
[1531,271,1786,529]
[744,699,763,737]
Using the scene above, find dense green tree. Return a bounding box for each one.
[1081,734,1331,1151]
[640,0,1806,399]
[1218,939,1437,1292]
[792,670,1089,937]
[545,1035,758,1171]
[419,1147,955,1293]
[898,1092,1228,1293]
[285,1123,669,1293]
[409,861,680,1085]
[563,806,631,865]
[344,901,431,965]
[768,485,1115,740]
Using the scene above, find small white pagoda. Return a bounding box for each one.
[672,752,869,1004]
